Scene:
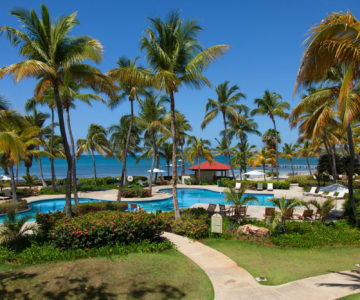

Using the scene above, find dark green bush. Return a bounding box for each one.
[50,211,164,249]
[35,211,64,238]
[271,221,360,248]
[343,191,360,223]
[0,200,29,214]
[39,187,66,195]
[72,201,128,214]
[0,240,173,265]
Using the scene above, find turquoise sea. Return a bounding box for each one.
[8,155,319,179]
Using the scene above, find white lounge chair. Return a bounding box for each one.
[314,190,324,197]
[257,182,263,191]
[324,191,335,198]
[235,182,242,190]
[334,191,346,199]
[303,187,317,196]
[267,183,273,191]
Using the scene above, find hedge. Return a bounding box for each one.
[49,211,164,249]
[71,201,128,214]
[0,200,29,214]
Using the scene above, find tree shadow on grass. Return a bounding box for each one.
[124,280,186,300]
[0,272,117,300]
[318,269,360,291]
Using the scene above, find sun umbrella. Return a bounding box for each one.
[147,168,165,173]
[0,175,11,181]
[319,183,349,193]
[243,170,265,176]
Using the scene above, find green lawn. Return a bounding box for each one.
[203,239,360,285]
[338,294,360,300]
[0,250,213,299]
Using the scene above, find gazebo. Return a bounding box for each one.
[188,160,231,181]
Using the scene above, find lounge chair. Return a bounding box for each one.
[219,204,231,216]
[324,191,335,198]
[207,204,217,216]
[235,205,248,218]
[257,182,263,191]
[294,209,313,220]
[235,182,242,190]
[303,187,317,196]
[267,183,273,191]
[284,209,294,220]
[0,189,11,201]
[264,207,275,219]
[334,191,346,199]
[314,190,324,197]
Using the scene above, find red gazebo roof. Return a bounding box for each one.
[188,160,231,171]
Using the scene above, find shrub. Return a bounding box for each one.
[72,201,128,214]
[343,191,360,223]
[35,211,65,238]
[122,187,151,198]
[49,211,164,249]
[271,221,360,248]
[39,187,66,195]
[0,240,173,265]
[220,178,235,188]
[0,200,28,214]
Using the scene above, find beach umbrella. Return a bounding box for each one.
[147,168,165,173]
[243,170,265,176]
[0,175,11,181]
[319,183,349,193]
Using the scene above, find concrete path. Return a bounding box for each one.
[163,232,360,300]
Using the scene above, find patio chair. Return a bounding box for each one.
[207,204,217,216]
[234,205,248,219]
[294,209,313,220]
[219,204,232,217]
[334,191,346,199]
[303,187,317,196]
[0,189,11,201]
[257,182,263,191]
[324,191,335,198]
[264,207,275,219]
[284,209,294,220]
[235,182,242,190]
[267,183,273,191]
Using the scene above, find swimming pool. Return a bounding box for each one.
[0,198,109,223]
[128,188,274,212]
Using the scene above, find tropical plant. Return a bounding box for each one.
[280,143,299,176]
[158,142,173,177]
[201,81,246,179]
[251,90,290,181]
[139,11,229,219]
[22,174,38,191]
[248,147,274,180]
[136,93,167,193]
[185,136,213,183]
[224,184,258,211]
[308,198,335,223]
[0,4,106,217]
[296,141,315,176]
[0,210,36,250]
[268,197,299,233]
[76,124,112,183]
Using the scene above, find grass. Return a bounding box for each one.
[0,250,213,299]
[203,239,360,285]
[339,294,360,300]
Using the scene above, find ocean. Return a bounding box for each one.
[7,155,319,179]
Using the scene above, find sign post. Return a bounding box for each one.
[211,213,223,234]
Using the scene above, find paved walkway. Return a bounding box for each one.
[163,232,360,300]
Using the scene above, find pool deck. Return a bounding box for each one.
[21,184,345,219]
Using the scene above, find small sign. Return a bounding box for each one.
[211,213,222,233]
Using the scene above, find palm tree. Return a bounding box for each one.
[294,11,360,222]
[185,136,213,183]
[158,142,173,177]
[202,81,246,180]
[76,124,112,183]
[108,57,147,201]
[0,5,104,217]
[139,11,229,219]
[136,93,167,194]
[296,141,314,176]
[307,198,335,224]
[248,147,274,180]
[225,184,258,220]
[214,137,231,164]
[251,91,290,181]
[280,143,299,176]
[268,197,299,233]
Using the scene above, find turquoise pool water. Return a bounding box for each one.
[128,188,274,212]
[0,198,109,223]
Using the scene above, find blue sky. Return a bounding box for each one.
[0,0,359,149]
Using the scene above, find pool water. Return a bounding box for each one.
[128,188,274,212]
[0,198,109,223]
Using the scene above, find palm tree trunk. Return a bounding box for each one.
[263,163,266,181]
[50,107,57,191]
[91,149,97,183]
[222,112,236,180]
[290,159,295,176]
[181,144,186,177]
[323,130,337,183]
[9,164,17,202]
[198,157,201,183]
[65,108,78,205]
[271,117,280,181]
[167,160,170,178]
[149,135,157,194]
[37,147,47,188]
[169,91,180,219]
[306,156,312,176]
[15,165,18,185]
[117,99,134,202]
[53,80,72,217]
[346,124,357,224]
